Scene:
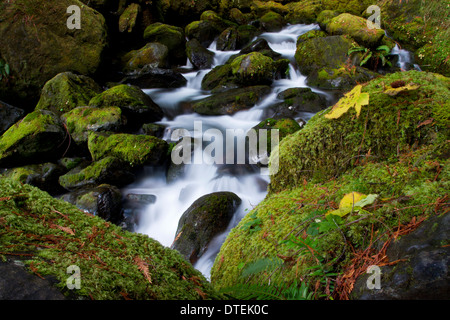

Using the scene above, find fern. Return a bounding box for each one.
[240,257,283,278]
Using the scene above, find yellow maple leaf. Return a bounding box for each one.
[325,85,370,119]
[383,82,420,96]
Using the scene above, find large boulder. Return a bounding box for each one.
[186,39,215,70]
[0,0,108,107]
[231,52,276,85]
[121,43,169,73]
[192,85,271,115]
[0,110,67,168]
[35,72,102,116]
[88,84,164,125]
[172,192,242,264]
[87,132,169,168]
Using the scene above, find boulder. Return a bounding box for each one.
[172,191,242,264]
[351,213,450,300]
[201,64,236,92]
[186,39,215,70]
[273,87,328,115]
[259,11,285,32]
[0,100,24,136]
[88,132,169,168]
[88,84,164,125]
[35,72,102,116]
[118,3,140,33]
[316,9,340,30]
[0,110,67,168]
[192,85,271,115]
[326,13,386,48]
[216,27,239,51]
[0,0,107,107]
[61,106,125,146]
[121,42,169,72]
[231,52,276,85]
[58,156,135,190]
[143,23,186,65]
[239,38,282,61]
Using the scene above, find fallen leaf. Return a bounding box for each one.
[383,82,420,96]
[325,85,369,119]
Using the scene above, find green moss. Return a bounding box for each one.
[88,132,169,168]
[118,3,140,33]
[0,177,223,300]
[231,52,275,85]
[121,43,169,72]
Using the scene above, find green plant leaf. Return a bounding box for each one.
[376,45,391,54]
[325,85,370,119]
[354,194,379,208]
[4,63,10,76]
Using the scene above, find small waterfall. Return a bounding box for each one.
[128,23,327,279]
[391,44,422,71]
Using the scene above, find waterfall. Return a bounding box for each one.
[124,23,326,279]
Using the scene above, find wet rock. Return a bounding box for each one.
[272,87,328,115]
[216,27,239,51]
[0,100,24,136]
[259,11,285,32]
[239,38,282,61]
[192,85,271,115]
[186,39,215,70]
[118,3,140,34]
[172,191,242,264]
[351,213,450,300]
[143,23,186,65]
[139,123,166,138]
[121,43,169,72]
[231,52,276,85]
[121,66,187,89]
[0,110,68,168]
[61,184,124,224]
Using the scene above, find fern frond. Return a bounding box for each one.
[241,257,283,278]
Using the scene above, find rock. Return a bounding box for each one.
[35,72,102,116]
[121,42,169,72]
[0,110,67,168]
[186,39,215,70]
[231,52,276,85]
[0,100,24,136]
[140,123,166,138]
[295,35,377,90]
[3,162,67,195]
[285,0,323,24]
[192,85,271,115]
[88,132,169,168]
[88,84,164,126]
[273,87,328,115]
[121,67,187,89]
[216,27,239,51]
[316,9,340,30]
[143,23,186,65]
[0,0,107,107]
[61,106,125,146]
[201,64,235,92]
[296,30,327,46]
[239,38,282,61]
[162,0,220,25]
[185,20,221,48]
[61,184,124,224]
[172,191,241,264]
[0,261,66,300]
[118,3,140,33]
[351,213,450,300]
[58,156,135,191]
[326,13,386,48]
[259,11,285,32]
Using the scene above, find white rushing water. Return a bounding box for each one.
[124,23,326,279]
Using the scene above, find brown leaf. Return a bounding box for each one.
[134,256,152,284]
[417,118,434,128]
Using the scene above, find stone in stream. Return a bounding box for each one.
[172,191,242,264]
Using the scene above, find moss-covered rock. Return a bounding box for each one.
[121,42,169,72]
[201,64,236,92]
[0,100,24,136]
[143,23,186,65]
[259,11,285,32]
[270,71,450,193]
[274,87,328,115]
[316,9,340,31]
[231,52,276,85]
[296,30,327,46]
[0,177,223,299]
[118,2,140,33]
[61,106,125,146]
[58,156,135,190]
[0,0,107,107]
[186,39,215,70]
[250,0,288,16]
[0,110,67,167]
[172,192,242,264]
[192,85,271,115]
[216,27,239,51]
[326,13,386,48]
[210,72,449,296]
[321,0,373,16]
[88,132,169,168]
[88,84,164,125]
[285,0,324,24]
[36,72,102,116]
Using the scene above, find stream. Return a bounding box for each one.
[122,23,415,279]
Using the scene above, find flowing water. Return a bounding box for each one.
[122,24,341,279]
